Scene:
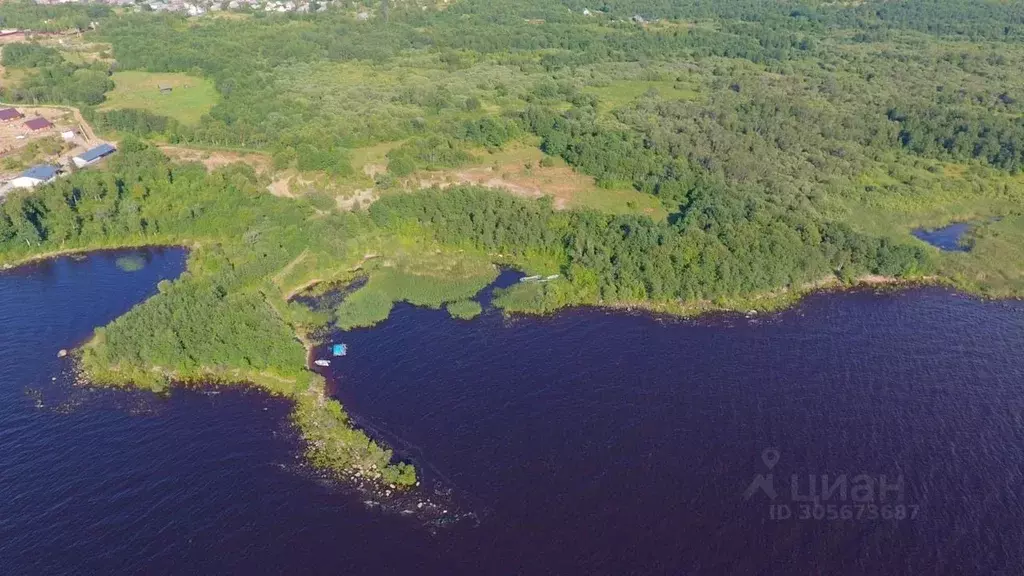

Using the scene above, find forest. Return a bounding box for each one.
[3,0,1024,485]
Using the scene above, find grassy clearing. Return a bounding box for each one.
[100,71,218,125]
[935,216,1024,297]
[585,79,701,114]
[824,156,1024,297]
[565,184,668,218]
[407,140,668,219]
[53,39,112,65]
[350,140,406,177]
[1,65,34,87]
[832,157,1024,235]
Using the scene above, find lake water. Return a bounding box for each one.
[2,250,1024,574]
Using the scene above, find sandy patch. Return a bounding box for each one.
[267,176,295,198]
[416,163,595,209]
[337,188,378,211]
[158,146,295,197]
[159,146,272,173]
[363,163,386,178]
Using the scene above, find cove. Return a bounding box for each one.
[3,252,1024,574]
[320,284,1024,574]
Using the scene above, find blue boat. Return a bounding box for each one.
[332,343,348,357]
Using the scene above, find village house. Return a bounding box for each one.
[23,117,53,132]
[10,165,58,189]
[72,143,117,168]
[0,108,24,122]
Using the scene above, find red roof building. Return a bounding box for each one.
[23,117,53,131]
[0,107,24,122]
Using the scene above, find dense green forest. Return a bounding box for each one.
[4,0,1024,484]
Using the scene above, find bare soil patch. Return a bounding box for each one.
[159,146,272,173]
[416,162,594,209]
[267,176,295,198]
[337,188,378,211]
[159,146,295,197]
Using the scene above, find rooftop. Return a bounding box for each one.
[76,143,117,163]
[24,117,53,130]
[20,164,58,181]
[0,107,23,121]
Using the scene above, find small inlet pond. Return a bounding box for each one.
[911,217,1001,252]
[912,221,974,251]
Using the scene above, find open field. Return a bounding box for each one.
[99,71,218,125]
[584,79,702,113]
[53,39,112,65]
[411,144,668,218]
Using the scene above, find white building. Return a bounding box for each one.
[10,165,58,189]
[72,143,117,168]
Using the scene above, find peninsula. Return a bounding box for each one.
[3,0,1024,486]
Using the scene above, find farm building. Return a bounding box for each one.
[10,165,59,189]
[72,143,117,167]
[0,108,24,122]
[23,117,53,132]
[60,130,75,141]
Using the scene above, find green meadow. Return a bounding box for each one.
[99,71,218,125]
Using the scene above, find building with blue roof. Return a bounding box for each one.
[10,164,59,189]
[72,143,117,168]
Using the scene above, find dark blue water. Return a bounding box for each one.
[3,251,1024,574]
[912,222,974,251]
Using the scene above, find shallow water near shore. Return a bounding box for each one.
[3,249,1024,574]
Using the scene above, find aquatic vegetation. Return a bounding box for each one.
[114,254,146,272]
[336,265,497,330]
[446,299,483,320]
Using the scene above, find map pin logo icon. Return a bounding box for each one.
[762,448,780,470]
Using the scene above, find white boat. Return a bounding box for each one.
[313,359,331,367]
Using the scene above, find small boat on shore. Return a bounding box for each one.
[520,274,560,283]
[314,359,331,367]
